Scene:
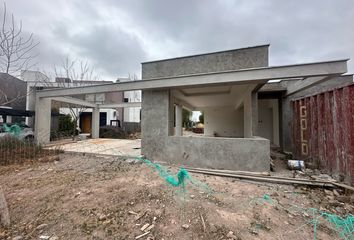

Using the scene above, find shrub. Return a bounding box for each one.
[58,114,75,136]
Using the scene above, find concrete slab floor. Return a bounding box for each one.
[48,138,141,157]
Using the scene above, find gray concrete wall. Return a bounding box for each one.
[142,45,269,79]
[142,89,270,171]
[165,136,270,171]
[281,75,353,151]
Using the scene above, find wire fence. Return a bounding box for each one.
[0,123,64,165]
[0,135,63,165]
[0,121,142,166]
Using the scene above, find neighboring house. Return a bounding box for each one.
[0,73,27,123]
[117,77,142,123]
[20,69,50,82]
[21,70,141,134]
[0,73,27,110]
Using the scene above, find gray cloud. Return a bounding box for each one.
[69,25,147,78]
[4,0,354,79]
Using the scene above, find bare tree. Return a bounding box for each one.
[0,2,39,74]
[48,56,100,138]
[53,56,99,85]
[0,87,21,106]
[0,3,39,110]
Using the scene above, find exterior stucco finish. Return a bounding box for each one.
[165,136,270,171]
[141,89,270,171]
[142,45,269,79]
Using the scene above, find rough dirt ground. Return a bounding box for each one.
[0,153,353,240]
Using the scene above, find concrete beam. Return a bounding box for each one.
[285,76,331,96]
[98,102,141,109]
[180,89,231,97]
[37,59,348,98]
[51,96,97,108]
[171,97,196,111]
[234,85,258,110]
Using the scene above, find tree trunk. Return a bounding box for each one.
[0,187,10,227]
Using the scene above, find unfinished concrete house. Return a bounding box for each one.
[33,45,350,173]
[140,45,351,172]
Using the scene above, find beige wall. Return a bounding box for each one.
[203,106,244,137]
[258,99,279,146]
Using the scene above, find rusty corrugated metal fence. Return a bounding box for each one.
[292,84,354,185]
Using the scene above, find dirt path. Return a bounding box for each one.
[0,153,353,239]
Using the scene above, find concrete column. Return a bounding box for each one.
[243,93,253,138]
[251,92,258,136]
[26,86,36,127]
[272,100,280,146]
[91,107,100,138]
[175,104,182,136]
[168,91,175,136]
[34,97,51,144]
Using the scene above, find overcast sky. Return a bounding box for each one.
[5,0,354,80]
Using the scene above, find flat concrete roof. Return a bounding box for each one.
[36,59,348,98]
[141,44,270,64]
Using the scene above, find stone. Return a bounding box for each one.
[49,237,59,240]
[336,195,351,203]
[145,224,155,232]
[226,231,236,239]
[209,224,217,233]
[36,224,48,230]
[332,189,340,196]
[97,213,107,221]
[270,192,279,197]
[126,158,140,164]
[249,229,258,235]
[12,236,23,240]
[326,195,335,201]
[181,224,189,229]
[39,236,50,240]
[328,200,341,207]
[140,223,150,231]
[324,189,334,196]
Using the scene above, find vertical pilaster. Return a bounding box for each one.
[175,104,182,136]
[243,93,253,138]
[35,97,51,144]
[91,107,100,138]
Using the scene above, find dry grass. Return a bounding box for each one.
[0,136,62,165]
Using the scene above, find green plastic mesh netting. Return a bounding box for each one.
[134,156,353,239]
[2,123,21,138]
[136,156,210,195]
[259,194,354,240]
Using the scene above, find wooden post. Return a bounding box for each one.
[0,187,10,227]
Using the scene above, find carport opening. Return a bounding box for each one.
[169,84,254,139]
